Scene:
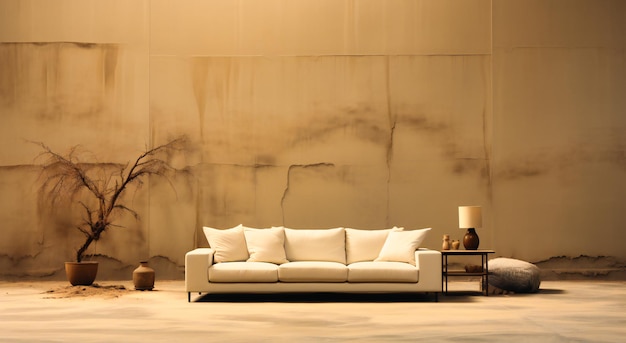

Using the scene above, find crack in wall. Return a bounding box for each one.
[533,255,626,280]
[534,255,626,269]
[386,118,396,228]
[0,252,43,265]
[384,56,394,227]
[280,163,335,226]
[481,71,493,201]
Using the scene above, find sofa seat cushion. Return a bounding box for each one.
[209,262,278,283]
[347,262,418,283]
[278,262,348,282]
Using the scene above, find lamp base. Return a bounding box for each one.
[463,228,480,250]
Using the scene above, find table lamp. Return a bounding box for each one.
[459,206,482,250]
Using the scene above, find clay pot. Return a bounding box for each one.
[133,261,155,291]
[451,240,460,250]
[65,261,98,286]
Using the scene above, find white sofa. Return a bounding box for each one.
[185,225,442,302]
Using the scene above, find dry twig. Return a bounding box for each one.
[34,137,188,262]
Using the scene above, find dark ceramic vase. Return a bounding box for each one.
[463,228,480,250]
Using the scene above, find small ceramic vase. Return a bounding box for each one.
[442,234,451,250]
[451,240,460,250]
[133,261,155,291]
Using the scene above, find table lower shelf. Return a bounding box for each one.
[444,272,489,277]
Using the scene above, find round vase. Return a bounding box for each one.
[463,228,480,250]
[451,240,461,250]
[133,261,155,291]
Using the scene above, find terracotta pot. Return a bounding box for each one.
[65,261,98,286]
[133,261,155,290]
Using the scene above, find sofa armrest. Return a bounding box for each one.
[414,248,442,290]
[185,248,214,293]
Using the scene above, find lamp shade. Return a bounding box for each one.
[459,206,482,229]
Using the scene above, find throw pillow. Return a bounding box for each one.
[375,228,431,265]
[284,227,346,263]
[345,227,403,264]
[202,224,249,263]
[243,227,288,265]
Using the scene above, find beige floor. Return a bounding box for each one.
[1,280,625,342]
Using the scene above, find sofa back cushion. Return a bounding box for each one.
[243,227,288,265]
[284,228,346,264]
[202,225,250,263]
[375,228,432,266]
[345,227,403,264]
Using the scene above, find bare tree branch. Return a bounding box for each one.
[34,136,188,262]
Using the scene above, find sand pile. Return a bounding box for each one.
[42,283,131,299]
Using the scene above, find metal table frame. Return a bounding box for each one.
[441,250,495,296]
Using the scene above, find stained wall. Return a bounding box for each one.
[492,0,626,261]
[0,0,624,280]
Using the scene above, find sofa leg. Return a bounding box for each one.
[188,292,203,302]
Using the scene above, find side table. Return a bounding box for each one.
[441,250,495,296]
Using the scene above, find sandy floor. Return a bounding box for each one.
[1,280,625,342]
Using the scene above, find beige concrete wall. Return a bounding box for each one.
[0,0,623,280]
[492,0,626,262]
